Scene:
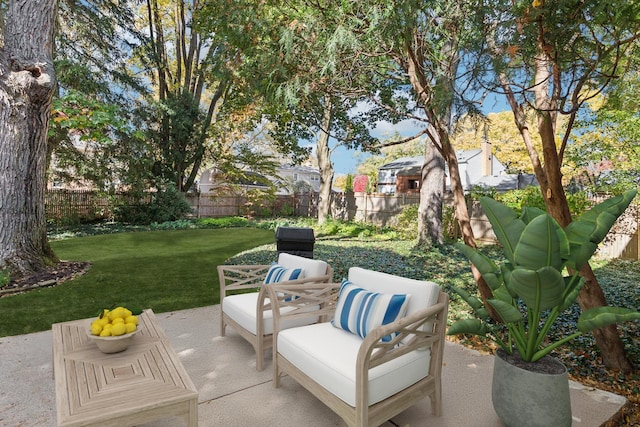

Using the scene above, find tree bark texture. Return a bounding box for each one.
[418,133,444,247]
[0,0,58,278]
[316,95,334,225]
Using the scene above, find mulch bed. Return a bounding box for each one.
[0,261,91,297]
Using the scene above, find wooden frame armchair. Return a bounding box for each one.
[217,253,333,371]
[268,267,448,427]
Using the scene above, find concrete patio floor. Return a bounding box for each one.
[0,305,627,427]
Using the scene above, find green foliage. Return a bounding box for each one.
[114,185,193,225]
[472,186,591,219]
[395,205,419,240]
[394,203,459,241]
[448,190,640,362]
[278,203,295,216]
[196,217,252,228]
[344,174,354,192]
[0,270,10,288]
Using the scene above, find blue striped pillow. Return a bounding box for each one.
[331,279,411,342]
[264,263,304,284]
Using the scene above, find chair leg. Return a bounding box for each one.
[273,357,281,388]
[220,314,226,337]
[430,384,442,417]
[256,353,264,371]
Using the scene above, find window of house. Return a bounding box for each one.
[408,179,420,189]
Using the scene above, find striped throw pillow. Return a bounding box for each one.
[332,279,410,342]
[264,263,304,284]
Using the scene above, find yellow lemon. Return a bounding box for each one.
[97,317,109,327]
[123,308,132,318]
[111,317,125,325]
[124,322,137,334]
[90,322,103,336]
[125,315,138,326]
[101,309,110,319]
[108,307,126,321]
[99,329,111,337]
[110,323,126,336]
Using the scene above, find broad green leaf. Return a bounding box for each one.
[487,299,524,323]
[510,266,565,311]
[501,262,518,298]
[559,275,585,311]
[520,206,546,224]
[565,189,637,270]
[447,319,489,336]
[450,286,489,319]
[577,307,640,333]
[455,242,502,290]
[513,214,563,271]
[479,197,525,264]
[492,286,513,303]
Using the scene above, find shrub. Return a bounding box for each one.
[395,204,419,240]
[197,217,251,228]
[114,184,193,225]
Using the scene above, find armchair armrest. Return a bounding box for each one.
[267,282,341,334]
[355,291,449,413]
[218,264,271,298]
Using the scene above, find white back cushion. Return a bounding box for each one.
[347,267,440,317]
[278,253,328,278]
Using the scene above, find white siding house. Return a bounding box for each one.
[377,142,534,194]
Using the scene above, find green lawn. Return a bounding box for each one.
[0,227,274,337]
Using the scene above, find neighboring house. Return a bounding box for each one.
[198,168,270,194]
[198,164,321,195]
[272,164,321,195]
[377,141,535,194]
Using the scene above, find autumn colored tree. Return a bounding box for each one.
[482,0,640,370]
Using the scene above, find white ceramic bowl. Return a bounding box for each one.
[87,326,139,353]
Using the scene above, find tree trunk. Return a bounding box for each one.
[316,96,334,225]
[404,31,497,319]
[418,128,444,247]
[0,0,59,278]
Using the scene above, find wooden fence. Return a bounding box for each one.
[45,189,640,260]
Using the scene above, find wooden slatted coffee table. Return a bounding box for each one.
[52,309,198,426]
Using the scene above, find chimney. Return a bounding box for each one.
[481,130,493,176]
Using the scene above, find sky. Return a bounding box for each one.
[330,117,426,176]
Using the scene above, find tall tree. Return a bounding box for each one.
[134,0,232,192]
[200,0,386,223]
[0,0,58,277]
[49,0,145,191]
[483,0,640,371]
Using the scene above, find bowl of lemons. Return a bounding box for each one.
[88,306,140,353]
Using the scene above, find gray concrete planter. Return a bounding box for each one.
[492,349,571,427]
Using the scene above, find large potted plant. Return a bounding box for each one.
[448,189,640,427]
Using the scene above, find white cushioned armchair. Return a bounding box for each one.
[268,267,448,427]
[218,253,333,371]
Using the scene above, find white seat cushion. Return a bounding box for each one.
[278,322,431,406]
[223,293,318,335]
